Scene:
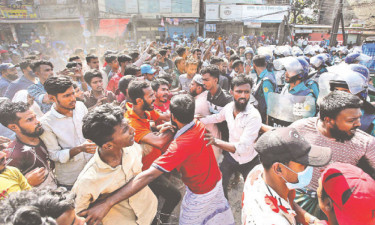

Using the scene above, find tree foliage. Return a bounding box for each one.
[290,0,319,24]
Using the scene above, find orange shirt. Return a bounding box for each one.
[124,102,161,170]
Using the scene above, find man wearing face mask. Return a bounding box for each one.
[4,60,36,100]
[0,63,19,96]
[290,91,375,219]
[242,127,332,225]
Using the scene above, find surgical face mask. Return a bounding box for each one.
[280,164,313,190]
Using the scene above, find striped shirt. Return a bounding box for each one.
[290,117,375,190]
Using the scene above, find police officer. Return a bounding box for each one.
[277,57,316,99]
[252,55,277,123]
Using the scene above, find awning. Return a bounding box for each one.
[96,19,130,38]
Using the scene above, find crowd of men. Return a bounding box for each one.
[0,35,375,225]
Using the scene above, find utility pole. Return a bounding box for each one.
[329,0,346,46]
[88,0,100,46]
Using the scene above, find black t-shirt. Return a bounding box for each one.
[207,87,233,141]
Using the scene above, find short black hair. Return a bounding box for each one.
[229,54,240,62]
[0,187,75,225]
[159,49,168,57]
[210,56,224,65]
[19,60,32,71]
[176,47,186,57]
[192,48,201,54]
[82,104,124,146]
[231,75,254,90]
[0,102,29,127]
[253,55,267,67]
[170,94,195,124]
[86,54,98,64]
[125,65,141,75]
[232,60,244,69]
[44,76,73,96]
[201,65,220,81]
[68,56,80,62]
[157,73,173,85]
[129,51,139,61]
[118,75,135,95]
[84,69,103,85]
[105,54,117,64]
[66,61,79,69]
[260,154,291,170]
[128,80,150,104]
[174,57,184,67]
[31,60,53,73]
[319,91,363,121]
[151,79,169,92]
[118,54,132,64]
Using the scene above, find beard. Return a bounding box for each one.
[235,98,249,112]
[142,98,154,111]
[190,90,198,97]
[7,73,18,81]
[329,123,357,142]
[20,125,44,138]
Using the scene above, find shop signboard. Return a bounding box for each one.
[206,4,220,21]
[242,5,289,23]
[204,0,265,4]
[0,4,37,19]
[126,0,139,13]
[219,5,243,21]
[244,21,261,28]
[205,24,216,32]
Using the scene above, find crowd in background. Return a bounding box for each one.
[0,31,374,225]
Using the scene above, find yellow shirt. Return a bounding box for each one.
[0,166,31,199]
[72,143,157,225]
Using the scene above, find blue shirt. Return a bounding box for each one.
[257,69,275,105]
[27,81,52,113]
[283,82,315,99]
[4,75,34,99]
[0,77,11,97]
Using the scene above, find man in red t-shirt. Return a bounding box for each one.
[79,94,235,225]
[124,80,180,224]
[151,79,170,126]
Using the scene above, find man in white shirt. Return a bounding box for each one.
[40,76,96,189]
[201,75,261,198]
[242,127,332,225]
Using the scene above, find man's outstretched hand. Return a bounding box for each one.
[78,199,112,225]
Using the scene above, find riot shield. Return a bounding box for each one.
[274,70,285,93]
[267,92,316,127]
[317,72,338,106]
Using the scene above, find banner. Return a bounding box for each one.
[0,5,37,19]
[219,5,243,21]
[242,5,290,23]
[206,4,219,21]
[204,0,265,4]
[126,0,139,13]
[160,0,172,13]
